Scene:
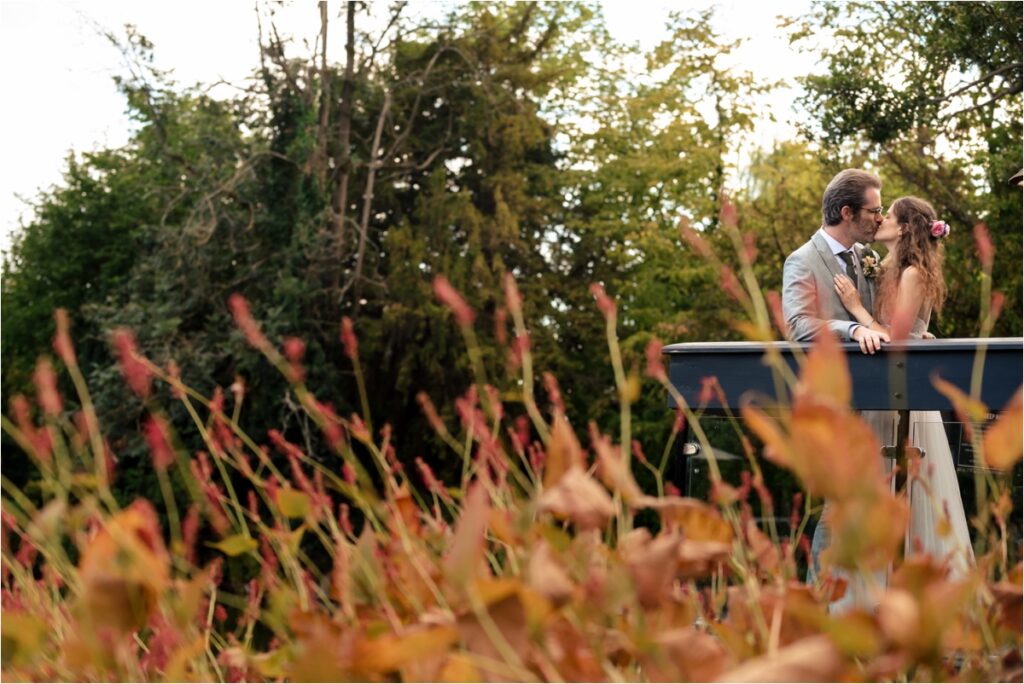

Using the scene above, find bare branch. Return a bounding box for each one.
[345,90,392,307]
[312,1,331,185]
[331,1,358,294]
[941,83,1023,122]
[936,61,1023,103]
[360,1,407,74]
[381,42,452,162]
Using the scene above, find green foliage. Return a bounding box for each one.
[789,0,1023,337]
[2,1,1020,514]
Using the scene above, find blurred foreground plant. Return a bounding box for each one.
[2,209,1021,681]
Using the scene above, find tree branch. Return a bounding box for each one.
[330,1,357,294]
[941,83,1023,122]
[345,89,392,308]
[935,61,1023,103]
[312,1,331,185]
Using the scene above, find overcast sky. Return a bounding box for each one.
[0,0,809,255]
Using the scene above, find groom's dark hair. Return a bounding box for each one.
[822,169,882,226]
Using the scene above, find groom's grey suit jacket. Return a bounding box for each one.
[782,231,877,342]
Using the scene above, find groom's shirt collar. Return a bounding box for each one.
[817,228,858,272]
[818,228,854,257]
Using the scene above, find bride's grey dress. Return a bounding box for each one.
[831,310,974,611]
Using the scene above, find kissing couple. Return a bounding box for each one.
[781,169,973,610]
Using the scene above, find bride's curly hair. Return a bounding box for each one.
[877,196,947,319]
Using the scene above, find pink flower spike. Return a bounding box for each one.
[282,337,306,383]
[433,275,475,327]
[52,309,76,366]
[679,216,712,258]
[672,409,685,435]
[742,232,757,263]
[167,360,186,400]
[33,357,62,417]
[589,282,617,319]
[342,462,357,486]
[338,503,354,536]
[719,265,745,302]
[990,291,1005,322]
[765,290,788,337]
[631,439,647,464]
[644,337,666,381]
[698,376,717,405]
[494,307,508,347]
[144,415,175,471]
[283,337,305,364]
[228,293,270,350]
[340,316,359,361]
[503,273,523,313]
[973,223,994,269]
[720,196,738,229]
[210,387,225,416]
[416,391,447,435]
[542,372,565,413]
[112,329,152,399]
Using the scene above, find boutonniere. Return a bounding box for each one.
[861,253,880,280]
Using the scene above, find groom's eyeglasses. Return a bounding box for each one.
[861,206,884,216]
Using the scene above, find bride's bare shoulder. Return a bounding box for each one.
[899,265,924,283]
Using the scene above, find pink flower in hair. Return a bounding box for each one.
[930,220,950,238]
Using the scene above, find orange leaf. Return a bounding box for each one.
[741,404,794,469]
[437,654,483,682]
[640,496,733,543]
[544,412,584,488]
[788,398,881,500]
[652,628,730,681]
[78,500,170,632]
[931,374,989,423]
[716,635,845,682]
[983,387,1023,470]
[799,330,850,406]
[445,482,490,585]
[592,429,643,504]
[354,626,459,674]
[824,490,908,570]
[620,528,682,608]
[456,584,531,678]
[391,483,422,537]
[538,466,615,530]
[527,540,574,606]
[745,519,780,575]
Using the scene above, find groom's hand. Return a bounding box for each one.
[851,325,889,355]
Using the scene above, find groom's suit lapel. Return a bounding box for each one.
[810,232,874,320]
[853,243,875,314]
[811,233,842,279]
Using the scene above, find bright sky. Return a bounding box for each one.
[0,0,809,255]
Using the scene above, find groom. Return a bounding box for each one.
[782,168,890,589]
[782,169,889,353]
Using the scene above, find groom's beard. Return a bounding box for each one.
[854,217,878,244]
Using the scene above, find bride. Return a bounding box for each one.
[833,195,975,579]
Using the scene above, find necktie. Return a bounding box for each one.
[839,250,858,284]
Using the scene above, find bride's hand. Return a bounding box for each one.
[833,274,864,312]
